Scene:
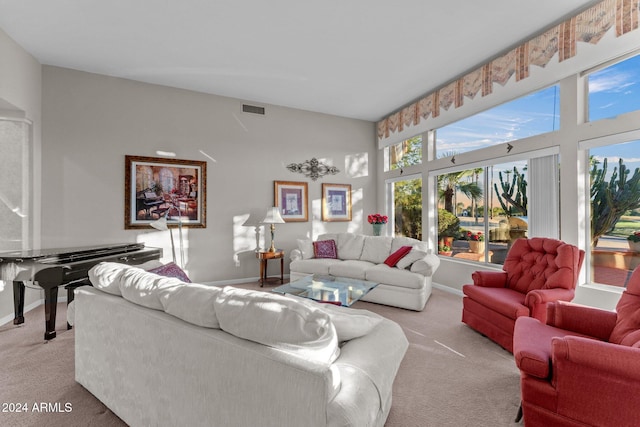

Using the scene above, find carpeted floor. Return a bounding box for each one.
[0,284,522,427]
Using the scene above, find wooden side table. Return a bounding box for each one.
[257,250,284,286]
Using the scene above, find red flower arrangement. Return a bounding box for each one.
[466,231,484,241]
[368,214,388,224]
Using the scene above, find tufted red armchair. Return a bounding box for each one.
[461,237,584,352]
[513,266,640,426]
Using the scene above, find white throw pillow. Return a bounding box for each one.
[391,237,427,253]
[297,239,315,259]
[119,267,184,310]
[158,283,222,328]
[214,287,340,364]
[395,248,428,270]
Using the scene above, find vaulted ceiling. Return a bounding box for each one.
[0,0,598,121]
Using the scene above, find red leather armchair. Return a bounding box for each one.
[462,237,584,352]
[513,266,640,427]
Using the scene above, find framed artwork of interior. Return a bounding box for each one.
[321,183,352,222]
[274,180,308,222]
[125,155,207,229]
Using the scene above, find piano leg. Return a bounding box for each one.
[13,281,25,325]
[43,286,58,340]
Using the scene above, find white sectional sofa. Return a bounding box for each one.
[75,262,409,427]
[290,233,440,311]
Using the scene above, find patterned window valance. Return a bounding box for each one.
[377,0,639,143]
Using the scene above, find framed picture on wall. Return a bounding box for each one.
[322,183,351,222]
[125,155,207,229]
[274,181,308,222]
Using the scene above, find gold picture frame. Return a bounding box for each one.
[322,183,352,222]
[274,181,308,222]
[125,155,206,229]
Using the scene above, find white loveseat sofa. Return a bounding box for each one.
[75,262,408,427]
[290,233,440,311]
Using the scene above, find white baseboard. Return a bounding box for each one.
[0,295,69,327]
[433,282,463,297]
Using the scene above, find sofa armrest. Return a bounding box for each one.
[471,270,507,288]
[290,248,303,262]
[410,253,441,276]
[546,301,617,340]
[553,336,640,383]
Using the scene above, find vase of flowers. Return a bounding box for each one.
[628,231,640,252]
[466,231,485,254]
[368,214,388,236]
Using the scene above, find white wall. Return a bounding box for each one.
[41,66,376,284]
[0,28,42,323]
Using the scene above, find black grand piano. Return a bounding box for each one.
[0,243,162,340]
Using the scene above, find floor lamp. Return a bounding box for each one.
[149,214,177,265]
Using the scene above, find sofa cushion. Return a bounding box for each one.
[214,287,340,364]
[89,262,129,296]
[296,239,315,259]
[315,303,383,342]
[149,262,191,282]
[396,249,428,270]
[391,236,426,253]
[365,264,426,290]
[329,260,376,280]
[88,260,165,296]
[384,246,412,267]
[158,283,222,328]
[360,236,393,264]
[462,285,529,320]
[290,258,342,276]
[314,239,338,259]
[317,233,338,243]
[119,267,184,310]
[337,233,366,260]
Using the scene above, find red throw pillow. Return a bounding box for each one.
[149,262,192,283]
[384,245,413,267]
[313,240,338,259]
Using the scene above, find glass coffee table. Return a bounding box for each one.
[272,275,377,307]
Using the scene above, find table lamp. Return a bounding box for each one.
[262,207,285,252]
[242,212,263,252]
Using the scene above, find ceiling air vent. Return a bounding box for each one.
[242,104,265,115]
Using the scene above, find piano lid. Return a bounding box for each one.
[0,243,146,263]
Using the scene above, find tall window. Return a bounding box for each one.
[588,139,640,288]
[389,176,422,239]
[384,135,422,172]
[588,53,640,122]
[0,118,31,250]
[435,85,560,158]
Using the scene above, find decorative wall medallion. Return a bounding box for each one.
[286,158,339,181]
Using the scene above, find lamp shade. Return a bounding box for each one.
[149,216,169,231]
[262,207,285,224]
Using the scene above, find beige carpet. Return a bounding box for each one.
[0,284,521,427]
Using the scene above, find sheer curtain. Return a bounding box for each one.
[528,154,559,239]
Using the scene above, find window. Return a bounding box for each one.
[435,85,560,157]
[588,139,640,288]
[0,118,31,250]
[388,176,422,239]
[384,135,422,172]
[434,155,560,266]
[588,53,640,122]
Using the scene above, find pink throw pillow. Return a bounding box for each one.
[313,240,338,259]
[149,262,192,283]
[384,245,413,267]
